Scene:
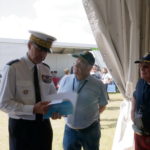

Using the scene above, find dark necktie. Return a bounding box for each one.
[34,65,43,121]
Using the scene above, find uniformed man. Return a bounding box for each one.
[0,31,60,150]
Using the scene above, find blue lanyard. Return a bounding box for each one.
[72,78,87,94]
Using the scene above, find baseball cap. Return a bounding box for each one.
[135,53,150,63]
[72,51,95,66]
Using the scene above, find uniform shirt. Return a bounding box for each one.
[0,54,56,120]
[58,74,108,129]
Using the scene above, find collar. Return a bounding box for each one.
[75,74,90,82]
[23,53,35,70]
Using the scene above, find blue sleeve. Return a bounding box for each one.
[57,75,70,93]
[133,79,145,99]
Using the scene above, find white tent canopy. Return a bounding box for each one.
[0,38,106,77]
[83,0,150,149]
[0,38,97,54]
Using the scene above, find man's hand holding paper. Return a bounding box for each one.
[43,92,77,119]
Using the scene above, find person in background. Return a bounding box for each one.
[101,67,113,99]
[0,73,2,83]
[58,51,108,150]
[51,70,54,77]
[101,67,113,85]
[70,65,74,74]
[131,53,150,150]
[0,31,61,150]
[57,68,70,89]
[64,68,70,75]
[90,64,102,80]
[52,70,60,90]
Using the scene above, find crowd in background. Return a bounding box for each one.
[0,63,115,93]
[0,63,114,92]
[51,64,115,95]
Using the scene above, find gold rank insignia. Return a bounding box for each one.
[23,90,29,95]
[42,75,52,83]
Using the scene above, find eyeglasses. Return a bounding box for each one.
[139,63,150,69]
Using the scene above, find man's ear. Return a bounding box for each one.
[88,65,93,72]
[28,41,32,50]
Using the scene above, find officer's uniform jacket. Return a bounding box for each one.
[0,54,56,120]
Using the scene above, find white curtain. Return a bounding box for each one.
[91,50,106,68]
[82,0,150,150]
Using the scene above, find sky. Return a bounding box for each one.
[0,0,96,44]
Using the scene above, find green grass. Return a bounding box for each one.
[100,93,122,150]
[0,93,123,150]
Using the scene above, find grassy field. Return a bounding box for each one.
[0,93,123,150]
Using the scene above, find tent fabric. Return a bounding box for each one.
[91,50,106,67]
[82,0,150,150]
[0,38,98,54]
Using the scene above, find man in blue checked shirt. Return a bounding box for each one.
[58,51,108,150]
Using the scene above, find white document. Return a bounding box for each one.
[44,92,78,118]
[45,91,78,106]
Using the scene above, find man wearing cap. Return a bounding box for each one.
[58,51,108,150]
[0,31,60,150]
[131,53,150,150]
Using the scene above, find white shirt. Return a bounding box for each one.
[0,54,56,120]
[101,73,112,84]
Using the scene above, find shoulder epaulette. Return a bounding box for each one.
[42,62,50,69]
[7,59,20,65]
